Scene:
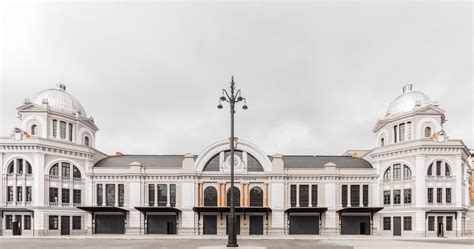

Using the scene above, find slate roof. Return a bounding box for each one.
[94,155,184,168]
[282,155,372,169]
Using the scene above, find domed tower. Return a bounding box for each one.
[368,84,471,237]
[16,83,98,148]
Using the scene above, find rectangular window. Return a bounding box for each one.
[403,217,412,231]
[7,186,13,202]
[393,190,401,204]
[6,215,12,229]
[311,185,318,207]
[62,162,70,177]
[290,185,297,207]
[383,217,391,230]
[350,185,360,207]
[427,188,433,203]
[17,186,22,202]
[399,123,405,142]
[148,184,155,206]
[52,120,58,137]
[170,184,176,207]
[428,216,435,231]
[18,159,23,174]
[97,184,103,206]
[26,186,32,202]
[73,189,81,204]
[299,185,309,207]
[404,189,412,204]
[341,185,348,207]
[393,164,401,179]
[446,216,453,231]
[158,184,167,206]
[68,123,73,141]
[394,125,398,143]
[446,188,451,203]
[436,161,442,176]
[62,188,70,203]
[49,187,58,203]
[384,190,391,205]
[24,215,31,230]
[73,216,81,230]
[60,121,66,139]
[49,216,58,230]
[106,184,115,206]
[406,122,412,140]
[436,188,442,203]
[363,185,369,207]
[118,184,124,207]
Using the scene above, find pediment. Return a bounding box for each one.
[16,103,46,112]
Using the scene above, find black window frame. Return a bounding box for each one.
[118,184,125,207]
[203,186,218,207]
[157,184,167,207]
[350,185,360,207]
[148,184,155,206]
[446,188,451,204]
[169,184,176,207]
[73,216,81,230]
[404,189,412,204]
[428,216,435,231]
[49,187,58,203]
[383,217,391,230]
[249,186,264,207]
[383,190,391,205]
[299,185,309,207]
[403,216,412,231]
[62,188,70,203]
[427,188,433,203]
[106,184,115,206]
[290,185,297,207]
[96,184,103,206]
[226,186,240,207]
[24,215,31,230]
[6,215,13,229]
[341,185,348,207]
[73,189,81,204]
[311,185,318,207]
[362,185,368,207]
[393,189,401,204]
[49,216,58,230]
[446,216,453,231]
[436,188,442,204]
[26,186,32,202]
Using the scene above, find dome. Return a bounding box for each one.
[31,83,87,118]
[386,84,433,117]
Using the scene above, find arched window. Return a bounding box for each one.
[427,164,433,176]
[424,127,432,138]
[380,138,385,147]
[84,136,90,146]
[49,163,59,176]
[247,153,264,172]
[249,186,263,207]
[7,161,14,174]
[203,154,220,171]
[226,186,240,207]
[383,167,391,180]
[203,186,218,206]
[445,165,451,176]
[31,125,37,136]
[25,161,32,174]
[403,165,412,178]
[393,164,401,179]
[73,166,81,178]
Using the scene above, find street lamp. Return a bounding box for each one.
[218,76,248,247]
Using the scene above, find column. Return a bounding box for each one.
[198,183,202,206]
[222,183,226,207]
[359,184,363,207]
[347,185,351,207]
[263,183,268,207]
[296,184,300,207]
[240,183,244,206]
[217,183,221,207]
[102,184,106,206]
[85,159,94,206]
[309,185,312,207]
[115,184,119,206]
[154,184,158,207]
[167,183,170,207]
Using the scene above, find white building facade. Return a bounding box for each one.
[0,83,471,237]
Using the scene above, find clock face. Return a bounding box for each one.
[225,155,242,169]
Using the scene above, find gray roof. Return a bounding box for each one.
[282,155,372,169]
[94,155,184,168]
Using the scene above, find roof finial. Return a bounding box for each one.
[402,84,413,93]
[56,82,66,91]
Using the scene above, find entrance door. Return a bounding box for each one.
[393,217,401,236]
[203,215,217,235]
[340,216,370,235]
[249,216,264,235]
[437,217,444,237]
[12,222,21,236]
[226,215,240,235]
[95,215,125,234]
[61,216,70,235]
[289,216,319,235]
[147,215,177,234]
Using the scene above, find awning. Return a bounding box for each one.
[193,206,272,214]
[77,206,128,214]
[0,208,34,218]
[135,207,181,215]
[284,207,328,214]
[337,207,383,214]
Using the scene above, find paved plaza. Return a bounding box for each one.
[0,237,473,249]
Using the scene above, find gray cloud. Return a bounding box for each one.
[1,2,472,155]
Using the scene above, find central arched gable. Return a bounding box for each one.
[194,139,272,173]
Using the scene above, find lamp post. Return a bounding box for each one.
[218,76,248,247]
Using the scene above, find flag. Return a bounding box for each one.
[12,127,30,141]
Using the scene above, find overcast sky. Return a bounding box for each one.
[0,1,472,156]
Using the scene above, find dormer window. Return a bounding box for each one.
[68,123,73,141]
[59,121,66,139]
[393,122,411,143]
[52,120,58,137]
[424,127,432,138]
[31,124,37,136]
